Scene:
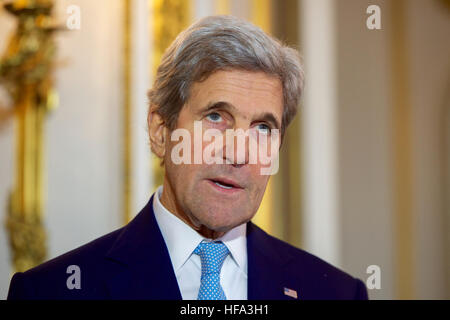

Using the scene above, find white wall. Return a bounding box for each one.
[335,0,395,300]
[300,0,341,268]
[47,0,123,256]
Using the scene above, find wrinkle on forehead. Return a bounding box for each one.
[187,70,283,118]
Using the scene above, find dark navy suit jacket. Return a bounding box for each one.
[7,194,368,300]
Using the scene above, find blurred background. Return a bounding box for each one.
[0,0,449,300]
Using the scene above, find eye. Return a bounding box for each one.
[206,112,223,123]
[255,123,271,135]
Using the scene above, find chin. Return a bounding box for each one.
[200,218,234,232]
[204,214,253,233]
[189,202,254,231]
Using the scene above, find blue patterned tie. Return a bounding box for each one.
[194,240,230,300]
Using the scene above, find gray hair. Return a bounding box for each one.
[148,15,304,137]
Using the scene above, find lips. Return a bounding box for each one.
[208,177,243,189]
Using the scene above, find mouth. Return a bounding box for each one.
[207,177,244,193]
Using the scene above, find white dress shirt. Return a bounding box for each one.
[152,185,248,300]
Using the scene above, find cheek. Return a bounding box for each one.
[165,141,203,185]
[164,142,189,185]
[248,167,270,194]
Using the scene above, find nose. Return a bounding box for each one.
[222,128,249,167]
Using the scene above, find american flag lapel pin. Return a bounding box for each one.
[284,287,298,299]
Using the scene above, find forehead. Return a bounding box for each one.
[187,70,284,117]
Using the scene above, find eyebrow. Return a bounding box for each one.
[199,101,281,130]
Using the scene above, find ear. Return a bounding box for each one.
[148,105,167,158]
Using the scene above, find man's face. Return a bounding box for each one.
[159,70,284,238]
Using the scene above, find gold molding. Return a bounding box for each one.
[391,0,415,299]
[1,0,59,272]
[254,0,303,246]
[250,0,274,234]
[123,0,132,224]
[150,0,191,191]
[215,0,230,15]
[251,0,272,34]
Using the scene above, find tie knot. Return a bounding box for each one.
[194,241,229,275]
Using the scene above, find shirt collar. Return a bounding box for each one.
[152,185,247,275]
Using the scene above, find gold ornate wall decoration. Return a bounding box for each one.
[150,0,191,190]
[123,0,132,224]
[0,0,60,273]
[215,0,229,15]
[391,0,415,299]
[269,0,303,247]
[250,0,274,235]
[250,0,303,246]
[251,0,272,34]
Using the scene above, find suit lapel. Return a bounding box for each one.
[103,195,182,299]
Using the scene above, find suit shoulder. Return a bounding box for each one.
[8,226,125,300]
[274,235,352,279]
[255,227,368,299]
[28,226,124,274]
[255,227,349,277]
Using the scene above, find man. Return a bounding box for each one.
[7,15,368,300]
